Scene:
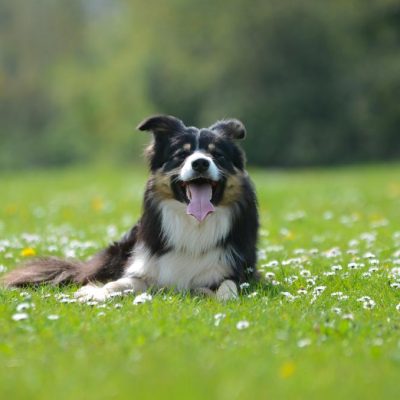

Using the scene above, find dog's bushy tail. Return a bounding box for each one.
[2,257,83,287]
[1,256,97,287]
[1,226,138,288]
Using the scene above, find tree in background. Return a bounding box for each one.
[0,0,399,169]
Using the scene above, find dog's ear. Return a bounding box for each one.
[210,119,246,140]
[137,115,185,136]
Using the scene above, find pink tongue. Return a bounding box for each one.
[186,183,215,222]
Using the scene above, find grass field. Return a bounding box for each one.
[1,164,400,399]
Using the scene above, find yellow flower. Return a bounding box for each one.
[91,198,104,211]
[388,183,400,198]
[21,248,36,257]
[5,205,17,215]
[279,361,296,379]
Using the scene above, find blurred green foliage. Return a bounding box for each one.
[1,0,399,168]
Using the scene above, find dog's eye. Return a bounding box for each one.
[174,150,190,159]
[215,153,225,161]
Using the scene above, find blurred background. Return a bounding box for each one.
[1,0,399,170]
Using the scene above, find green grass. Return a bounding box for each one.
[1,164,400,399]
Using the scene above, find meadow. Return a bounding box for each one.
[1,164,400,399]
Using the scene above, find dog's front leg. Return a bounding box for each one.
[216,279,238,301]
[74,277,147,302]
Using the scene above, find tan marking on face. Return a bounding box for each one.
[220,172,243,206]
[208,143,216,152]
[152,171,174,200]
[183,143,191,152]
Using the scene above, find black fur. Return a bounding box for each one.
[137,180,170,256]
[222,177,259,283]
[1,115,259,291]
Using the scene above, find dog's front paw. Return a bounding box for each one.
[216,280,238,301]
[74,284,110,302]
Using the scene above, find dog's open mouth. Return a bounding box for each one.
[180,178,218,222]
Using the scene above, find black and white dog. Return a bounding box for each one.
[2,115,259,301]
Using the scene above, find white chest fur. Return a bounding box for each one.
[124,200,235,289]
[160,199,233,255]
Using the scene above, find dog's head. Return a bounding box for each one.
[138,115,247,222]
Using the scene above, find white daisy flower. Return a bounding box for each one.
[133,292,152,305]
[236,320,250,330]
[297,338,311,348]
[214,313,226,326]
[16,302,33,312]
[12,313,29,321]
[342,313,354,320]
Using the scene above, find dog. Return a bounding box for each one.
[1,115,259,301]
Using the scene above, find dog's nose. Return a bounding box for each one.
[192,158,210,173]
